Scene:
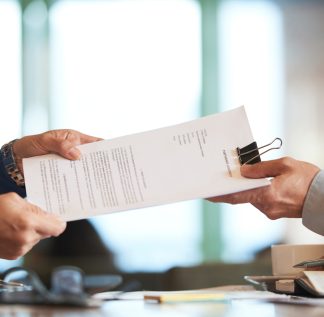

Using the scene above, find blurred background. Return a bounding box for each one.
[1,0,324,289]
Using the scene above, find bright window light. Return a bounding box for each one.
[218,0,285,261]
[0,0,22,270]
[49,0,201,271]
[0,0,22,145]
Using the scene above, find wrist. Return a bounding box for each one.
[0,140,25,187]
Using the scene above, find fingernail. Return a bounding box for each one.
[67,148,81,160]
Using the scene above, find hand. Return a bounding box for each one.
[208,157,320,219]
[0,192,66,259]
[12,129,101,173]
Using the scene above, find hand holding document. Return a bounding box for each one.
[23,106,270,221]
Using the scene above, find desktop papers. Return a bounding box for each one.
[93,286,288,302]
[23,106,270,221]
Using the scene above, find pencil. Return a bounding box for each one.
[144,293,226,303]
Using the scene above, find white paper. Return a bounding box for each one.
[304,271,324,295]
[92,287,287,301]
[23,106,270,221]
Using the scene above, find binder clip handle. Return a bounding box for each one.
[237,137,282,165]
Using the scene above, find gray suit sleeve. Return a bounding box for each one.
[302,170,324,235]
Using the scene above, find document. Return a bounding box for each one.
[23,106,270,221]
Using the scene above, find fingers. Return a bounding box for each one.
[25,202,67,237]
[14,129,102,162]
[54,137,82,160]
[42,129,102,160]
[13,197,66,239]
[207,159,289,206]
[0,193,66,259]
[241,157,296,179]
[207,188,260,205]
[208,157,321,221]
[55,130,103,160]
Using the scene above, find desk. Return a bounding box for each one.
[0,299,323,317]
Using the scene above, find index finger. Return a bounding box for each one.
[26,203,66,237]
[206,188,259,205]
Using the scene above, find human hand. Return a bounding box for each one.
[0,192,66,260]
[207,157,320,219]
[12,129,101,174]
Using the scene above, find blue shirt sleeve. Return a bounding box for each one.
[0,148,26,197]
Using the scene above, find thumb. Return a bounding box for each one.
[55,139,81,160]
[54,131,102,160]
[241,159,286,179]
[40,130,90,160]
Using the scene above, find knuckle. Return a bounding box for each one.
[15,214,35,231]
[254,193,280,220]
[5,253,20,260]
[66,131,79,144]
[57,141,68,152]
[14,231,32,246]
[227,194,241,205]
[261,203,280,220]
[266,211,279,220]
[279,156,295,169]
[12,246,26,258]
[229,199,238,205]
[39,131,51,143]
[3,192,20,202]
[5,240,32,259]
[15,245,32,258]
[66,129,77,135]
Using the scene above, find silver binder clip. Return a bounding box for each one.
[237,137,283,165]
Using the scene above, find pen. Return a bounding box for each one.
[293,259,324,268]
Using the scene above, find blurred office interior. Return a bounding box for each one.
[1,0,324,289]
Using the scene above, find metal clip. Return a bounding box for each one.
[237,138,283,165]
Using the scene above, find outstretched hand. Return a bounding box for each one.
[0,129,102,259]
[207,157,320,219]
[13,129,102,173]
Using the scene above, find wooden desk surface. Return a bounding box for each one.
[0,299,323,317]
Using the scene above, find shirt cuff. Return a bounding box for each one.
[302,170,324,235]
